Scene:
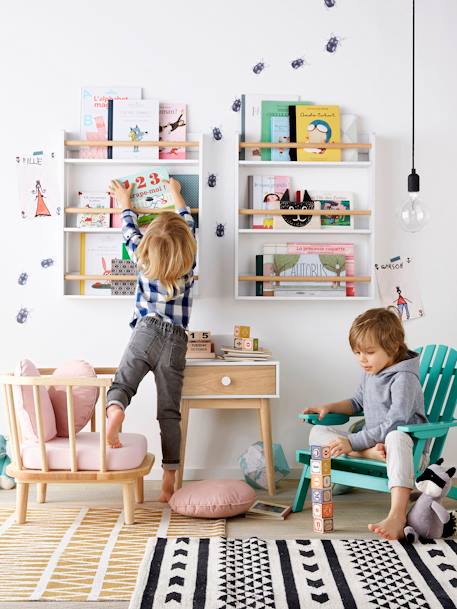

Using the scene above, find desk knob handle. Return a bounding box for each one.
[221,376,231,386]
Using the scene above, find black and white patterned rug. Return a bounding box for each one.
[129,536,457,609]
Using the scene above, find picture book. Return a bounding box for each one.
[16,149,60,219]
[263,242,355,296]
[79,233,122,296]
[270,117,290,162]
[77,192,111,228]
[247,175,290,229]
[112,167,172,227]
[271,189,321,230]
[159,103,187,159]
[111,99,159,160]
[111,258,136,296]
[241,94,300,161]
[309,191,354,229]
[80,86,142,159]
[375,256,424,321]
[260,99,301,161]
[289,105,341,162]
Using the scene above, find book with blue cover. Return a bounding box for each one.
[270,116,291,161]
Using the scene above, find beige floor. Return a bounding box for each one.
[0,479,455,609]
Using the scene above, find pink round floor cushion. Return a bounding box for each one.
[169,480,256,518]
[48,361,99,437]
[13,359,57,442]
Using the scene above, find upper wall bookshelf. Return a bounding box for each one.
[234,133,376,301]
[60,131,205,299]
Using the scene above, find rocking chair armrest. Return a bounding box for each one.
[298,413,352,426]
[397,420,457,439]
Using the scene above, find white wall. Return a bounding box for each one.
[1,0,456,477]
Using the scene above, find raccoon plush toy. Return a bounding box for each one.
[404,458,456,543]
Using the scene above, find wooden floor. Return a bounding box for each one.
[0,479,455,609]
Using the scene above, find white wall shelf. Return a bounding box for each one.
[60,131,205,299]
[234,133,376,301]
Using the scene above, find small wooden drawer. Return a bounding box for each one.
[182,364,277,397]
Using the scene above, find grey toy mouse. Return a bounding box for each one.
[404,458,456,543]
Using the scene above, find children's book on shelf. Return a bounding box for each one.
[309,191,354,229]
[172,174,199,228]
[289,105,341,162]
[245,500,292,520]
[271,189,321,230]
[341,114,358,162]
[79,86,142,159]
[159,103,186,159]
[260,99,300,161]
[110,99,159,160]
[262,242,355,297]
[16,149,60,219]
[241,94,301,161]
[76,192,111,228]
[375,256,424,321]
[79,233,122,295]
[111,258,136,295]
[247,175,290,229]
[111,167,171,228]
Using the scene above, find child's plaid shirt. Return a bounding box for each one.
[122,207,196,329]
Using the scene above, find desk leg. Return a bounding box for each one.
[258,398,275,496]
[176,399,190,491]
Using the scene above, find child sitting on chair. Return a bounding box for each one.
[106,177,196,502]
[303,307,428,540]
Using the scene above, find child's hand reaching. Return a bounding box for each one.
[109,179,134,211]
[328,437,352,457]
[302,405,330,420]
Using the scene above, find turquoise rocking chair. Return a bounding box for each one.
[293,344,457,512]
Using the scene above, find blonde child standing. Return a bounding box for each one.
[304,307,428,540]
[106,177,196,502]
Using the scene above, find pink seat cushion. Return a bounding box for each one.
[169,480,256,518]
[21,432,147,471]
[13,360,57,442]
[48,360,99,437]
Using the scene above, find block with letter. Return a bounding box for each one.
[234,337,259,351]
[234,325,250,338]
[313,518,334,533]
[311,474,332,489]
[311,445,331,460]
[310,459,331,475]
[312,502,334,519]
[311,488,333,504]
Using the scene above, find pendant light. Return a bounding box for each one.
[397,0,429,232]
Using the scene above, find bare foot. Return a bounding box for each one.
[106,405,125,448]
[368,514,406,540]
[349,443,386,462]
[159,470,176,502]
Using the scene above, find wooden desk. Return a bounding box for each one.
[176,360,280,495]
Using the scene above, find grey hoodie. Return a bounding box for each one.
[348,350,427,451]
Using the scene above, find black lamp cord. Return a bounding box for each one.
[412,0,415,171]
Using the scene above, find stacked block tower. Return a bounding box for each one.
[233,325,258,351]
[310,445,334,533]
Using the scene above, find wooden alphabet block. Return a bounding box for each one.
[234,337,259,351]
[312,502,334,519]
[234,325,250,338]
[310,459,331,475]
[311,474,332,490]
[234,337,244,349]
[313,517,334,533]
[311,489,333,504]
[310,445,331,460]
[188,330,211,341]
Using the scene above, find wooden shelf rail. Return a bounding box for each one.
[239,275,371,283]
[65,140,199,148]
[65,207,199,215]
[239,141,371,150]
[239,209,371,217]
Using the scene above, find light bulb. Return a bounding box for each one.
[397,192,429,233]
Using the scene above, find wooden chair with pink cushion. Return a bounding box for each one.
[0,361,154,525]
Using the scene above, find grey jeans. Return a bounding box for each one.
[107,316,188,470]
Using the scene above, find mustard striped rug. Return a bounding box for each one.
[0,505,225,601]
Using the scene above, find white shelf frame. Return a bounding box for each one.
[234,132,376,301]
[60,130,205,299]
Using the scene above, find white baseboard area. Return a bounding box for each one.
[144,467,303,481]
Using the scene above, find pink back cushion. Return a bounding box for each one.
[13,360,57,442]
[48,361,99,437]
[169,480,256,518]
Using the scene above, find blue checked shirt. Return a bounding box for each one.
[122,208,196,329]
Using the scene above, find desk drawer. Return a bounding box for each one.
[182,365,276,397]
